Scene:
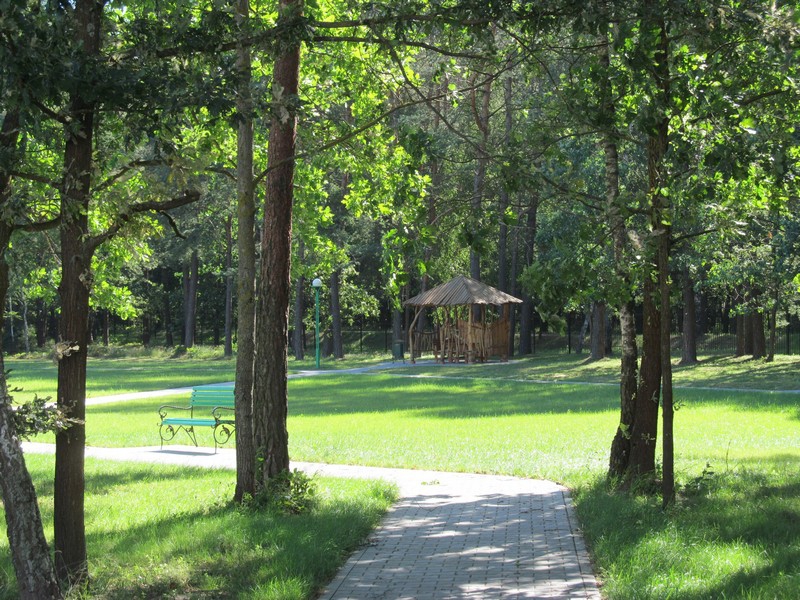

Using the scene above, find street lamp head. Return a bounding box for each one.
[312,277,323,288]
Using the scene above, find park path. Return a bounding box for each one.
[25,363,602,599]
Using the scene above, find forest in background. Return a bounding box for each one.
[4,2,799,366]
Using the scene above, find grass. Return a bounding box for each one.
[5,350,800,598]
[389,352,800,391]
[5,356,236,400]
[0,455,397,600]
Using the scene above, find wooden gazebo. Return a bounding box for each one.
[404,275,523,363]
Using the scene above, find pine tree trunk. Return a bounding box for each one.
[735,313,745,356]
[498,76,513,293]
[469,73,491,284]
[21,296,30,353]
[518,202,537,355]
[162,268,174,347]
[767,292,779,362]
[590,301,607,360]
[102,310,110,347]
[234,0,257,502]
[253,0,301,483]
[35,299,47,348]
[680,266,698,365]
[293,240,305,360]
[330,270,344,359]
[224,215,234,357]
[183,251,198,348]
[575,312,589,355]
[752,311,766,359]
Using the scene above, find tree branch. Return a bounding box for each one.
[311,34,486,59]
[86,189,201,253]
[94,159,168,194]
[16,216,61,233]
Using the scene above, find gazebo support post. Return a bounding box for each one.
[467,303,474,363]
[408,307,423,364]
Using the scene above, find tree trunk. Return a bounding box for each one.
[469,73,491,284]
[53,0,104,581]
[627,268,660,481]
[590,301,607,360]
[234,0,257,502]
[507,225,519,357]
[162,268,174,347]
[744,309,755,356]
[0,111,63,600]
[253,0,301,484]
[638,3,672,501]
[609,300,638,478]
[7,297,14,353]
[595,4,641,480]
[680,266,698,365]
[224,215,234,358]
[752,311,766,359]
[183,250,198,348]
[575,312,589,355]
[141,311,151,346]
[101,310,110,347]
[767,291,779,362]
[35,299,47,348]
[735,313,745,356]
[518,201,538,355]
[498,76,513,293]
[21,296,30,353]
[330,270,344,359]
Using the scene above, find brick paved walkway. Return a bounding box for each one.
[23,444,601,599]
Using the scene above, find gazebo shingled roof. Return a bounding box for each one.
[404,275,522,308]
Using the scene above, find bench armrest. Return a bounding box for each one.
[158,405,192,419]
[212,405,235,420]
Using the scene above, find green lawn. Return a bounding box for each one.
[5,356,236,400]
[5,352,800,598]
[0,455,396,600]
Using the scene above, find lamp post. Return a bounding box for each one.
[312,277,322,369]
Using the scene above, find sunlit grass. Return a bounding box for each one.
[5,356,235,401]
[385,352,800,392]
[8,353,800,598]
[0,455,397,600]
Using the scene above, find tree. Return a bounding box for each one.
[252,0,303,483]
[0,109,62,599]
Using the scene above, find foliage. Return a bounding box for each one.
[8,394,74,440]
[250,469,318,515]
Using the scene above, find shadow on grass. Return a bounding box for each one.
[289,374,619,418]
[288,372,800,419]
[86,485,392,599]
[11,456,393,600]
[576,455,800,598]
[671,354,800,391]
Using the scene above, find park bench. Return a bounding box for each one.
[158,385,235,452]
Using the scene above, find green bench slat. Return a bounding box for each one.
[162,418,217,427]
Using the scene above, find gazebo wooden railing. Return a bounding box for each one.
[404,275,522,364]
